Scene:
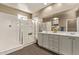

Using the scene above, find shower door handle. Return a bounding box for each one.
[28,33,32,35]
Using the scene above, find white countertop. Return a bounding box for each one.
[39,31,79,37]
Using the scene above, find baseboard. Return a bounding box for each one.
[0,45,23,55]
[0,41,36,55]
[38,44,59,55]
[22,41,36,48]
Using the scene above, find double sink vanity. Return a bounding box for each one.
[38,31,79,55]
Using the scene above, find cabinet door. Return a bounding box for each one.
[52,35,59,52]
[48,34,59,52]
[42,34,48,49]
[48,34,54,50]
[59,36,73,55]
[38,33,43,46]
[73,37,79,55]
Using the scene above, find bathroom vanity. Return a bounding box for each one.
[38,31,79,55]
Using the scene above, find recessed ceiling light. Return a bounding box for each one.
[44,3,47,5]
[57,3,62,6]
[47,6,52,10]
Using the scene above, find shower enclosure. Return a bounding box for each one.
[0,12,35,54]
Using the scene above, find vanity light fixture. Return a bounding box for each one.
[53,17,59,25]
[53,17,59,20]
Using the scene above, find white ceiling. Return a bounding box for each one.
[2,3,50,14]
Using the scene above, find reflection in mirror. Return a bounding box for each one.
[42,9,78,32]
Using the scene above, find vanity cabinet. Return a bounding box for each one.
[38,33,59,53]
[48,34,54,50]
[38,32,79,55]
[38,33,43,46]
[73,37,79,55]
[59,36,73,55]
[38,33,49,49]
[48,34,59,52]
[52,35,59,52]
[42,34,49,49]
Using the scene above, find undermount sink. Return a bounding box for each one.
[70,32,75,35]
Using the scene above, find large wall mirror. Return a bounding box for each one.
[42,8,79,32]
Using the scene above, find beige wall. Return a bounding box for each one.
[0,4,32,19]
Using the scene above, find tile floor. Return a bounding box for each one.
[8,44,58,55]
